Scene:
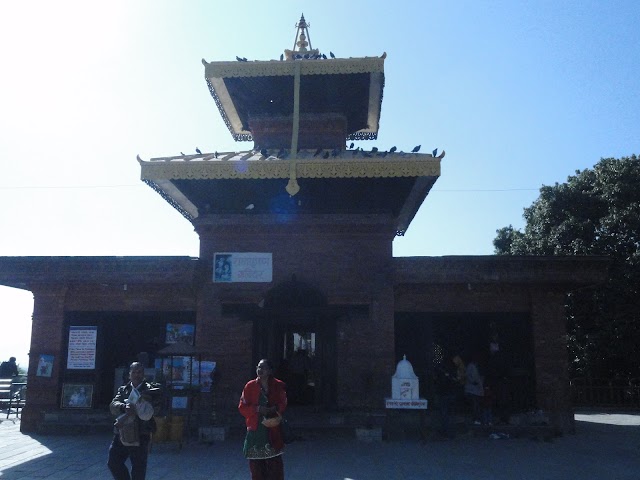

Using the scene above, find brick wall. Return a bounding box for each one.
[22,285,68,431]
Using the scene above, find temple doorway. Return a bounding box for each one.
[252,276,336,409]
[279,329,316,405]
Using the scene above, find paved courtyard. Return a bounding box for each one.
[0,412,639,479]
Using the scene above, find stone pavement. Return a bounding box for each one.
[1,412,639,479]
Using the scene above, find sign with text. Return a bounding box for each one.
[67,326,97,369]
[213,253,272,283]
[384,398,428,409]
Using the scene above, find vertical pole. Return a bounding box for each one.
[286,62,301,196]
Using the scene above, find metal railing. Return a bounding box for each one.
[571,377,640,409]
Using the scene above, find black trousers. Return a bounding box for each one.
[107,434,150,480]
[249,456,284,480]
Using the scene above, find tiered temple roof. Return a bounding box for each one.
[139,15,444,235]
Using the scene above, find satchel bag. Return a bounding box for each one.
[116,413,140,446]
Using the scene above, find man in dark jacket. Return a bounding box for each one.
[432,354,464,438]
[107,362,159,480]
[0,357,18,378]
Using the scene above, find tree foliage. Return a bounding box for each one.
[494,155,640,378]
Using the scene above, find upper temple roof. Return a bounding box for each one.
[202,52,386,143]
[202,14,385,144]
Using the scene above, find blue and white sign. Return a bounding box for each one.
[213,253,272,283]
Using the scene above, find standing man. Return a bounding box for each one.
[432,354,465,439]
[0,357,19,378]
[107,362,158,480]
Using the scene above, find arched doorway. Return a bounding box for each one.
[253,276,336,409]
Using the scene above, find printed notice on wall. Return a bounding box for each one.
[213,253,272,283]
[67,326,98,369]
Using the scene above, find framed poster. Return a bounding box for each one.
[162,356,192,384]
[61,383,93,409]
[165,323,195,345]
[67,326,97,369]
[36,354,54,377]
[171,396,188,409]
[195,361,216,392]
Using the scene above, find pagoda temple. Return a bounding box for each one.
[0,16,608,435]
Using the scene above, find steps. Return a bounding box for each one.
[38,411,113,434]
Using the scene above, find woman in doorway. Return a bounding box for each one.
[239,359,288,480]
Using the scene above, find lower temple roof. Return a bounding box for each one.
[138,149,442,235]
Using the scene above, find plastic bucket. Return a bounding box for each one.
[154,416,168,441]
[169,416,184,441]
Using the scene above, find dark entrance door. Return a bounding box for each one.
[252,277,336,409]
[279,326,316,406]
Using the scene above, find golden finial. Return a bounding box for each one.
[284,13,319,61]
[295,14,310,52]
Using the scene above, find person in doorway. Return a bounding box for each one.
[107,362,159,480]
[464,354,484,425]
[288,349,310,404]
[239,358,288,480]
[432,354,465,439]
[0,357,19,378]
[486,335,511,425]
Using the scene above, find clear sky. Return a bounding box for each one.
[1,0,639,368]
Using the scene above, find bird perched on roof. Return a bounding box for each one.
[432,148,438,157]
[322,53,327,60]
[322,151,330,159]
[236,56,248,62]
[349,142,355,149]
[180,152,185,156]
[313,147,323,157]
[329,51,335,58]
[196,147,202,154]
[214,151,219,159]
[411,145,421,153]
[389,146,397,153]
[371,147,378,153]
[280,54,284,61]
[260,148,268,157]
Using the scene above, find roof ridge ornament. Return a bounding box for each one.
[284,14,320,61]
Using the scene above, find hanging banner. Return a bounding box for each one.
[213,252,272,283]
[67,326,98,369]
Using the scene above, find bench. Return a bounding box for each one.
[0,379,12,416]
[0,379,26,419]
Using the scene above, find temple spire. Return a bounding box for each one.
[284,14,320,60]
[293,14,312,53]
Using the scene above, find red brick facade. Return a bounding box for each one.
[3,226,608,434]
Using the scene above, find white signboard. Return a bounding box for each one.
[67,326,98,369]
[213,253,272,283]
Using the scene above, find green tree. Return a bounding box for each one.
[494,155,640,379]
